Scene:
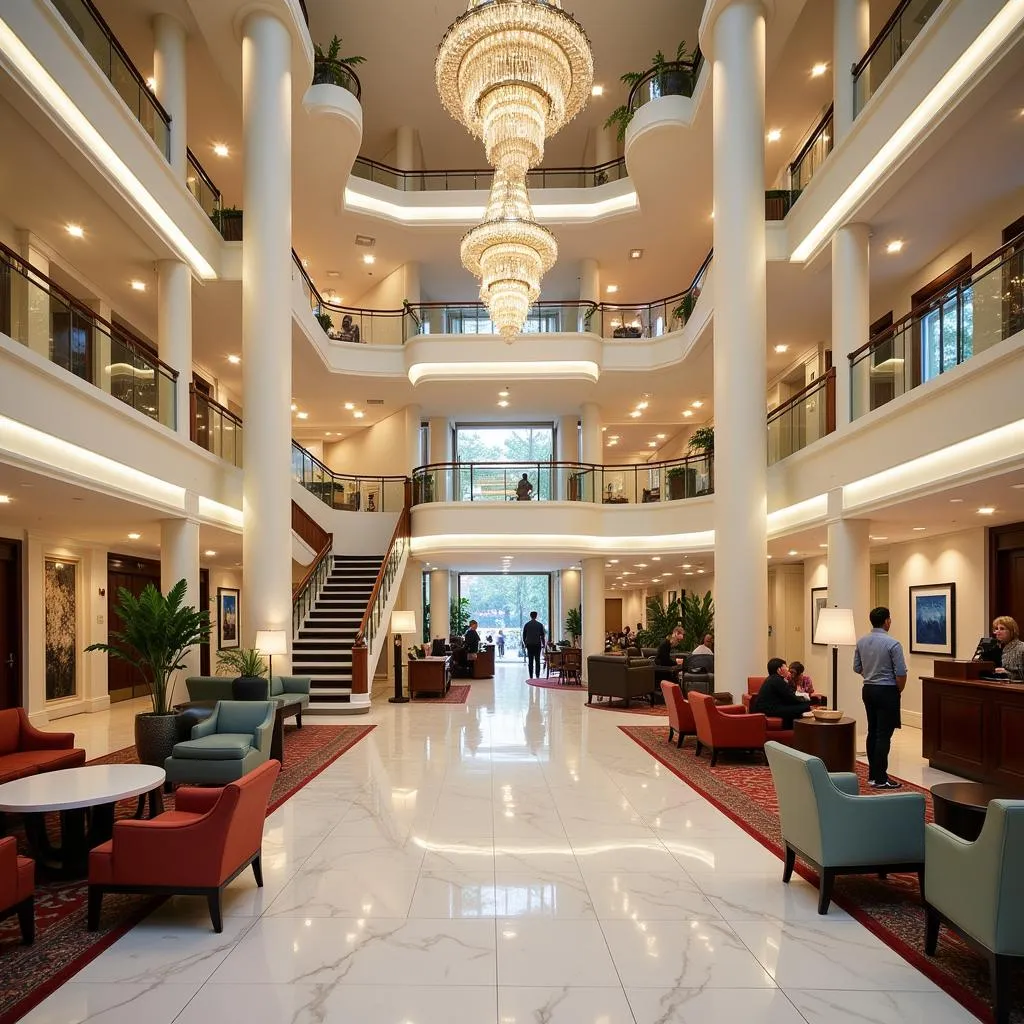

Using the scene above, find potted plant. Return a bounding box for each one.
[687,425,714,493]
[210,206,243,241]
[313,35,365,87]
[565,606,582,645]
[216,647,268,700]
[672,291,696,327]
[681,591,715,646]
[666,464,691,501]
[85,579,210,767]
[315,310,334,335]
[604,41,695,142]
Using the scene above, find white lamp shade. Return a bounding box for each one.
[391,610,417,634]
[814,607,857,646]
[254,629,288,655]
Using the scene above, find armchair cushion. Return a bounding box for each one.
[270,675,311,699]
[171,735,253,760]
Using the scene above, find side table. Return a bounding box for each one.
[931,782,1024,841]
[792,716,856,773]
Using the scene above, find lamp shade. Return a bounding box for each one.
[391,610,417,634]
[814,607,857,646]
[254,629,288,656]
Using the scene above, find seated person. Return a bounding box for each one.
[515,473,534,500]
[684,651,714,675]
[991,615,1024,680]
[338,314,362,343]
[652,626,686,700]
[754,658,813,726]
[788,660,827,706]
[453,621,480,676]
[691,634,714,656]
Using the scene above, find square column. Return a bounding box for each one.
[429,569,450,642]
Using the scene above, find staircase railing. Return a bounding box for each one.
[292,440,408,511]
[292,531,333,636]
[351,481,413,695]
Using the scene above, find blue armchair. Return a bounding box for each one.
[165,700,275,786]
[924,800,1024,1024]
[765,740,926,914]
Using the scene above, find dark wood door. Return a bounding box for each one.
[604,598,622,634]
[106,554,161,702]
[990,524,1024,632]
[199,568,210,675]
[0,539,22,709]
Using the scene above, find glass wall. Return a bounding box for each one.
[458,573,552,660]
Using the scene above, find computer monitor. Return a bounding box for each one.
[973,636,1002,667]
[430,638,447,657]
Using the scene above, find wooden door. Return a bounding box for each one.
[604,597,622,634]
[0,539,22,709]
[106,554,161,702]
[990,524,1024,632]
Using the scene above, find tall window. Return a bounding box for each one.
[921,287,972,383]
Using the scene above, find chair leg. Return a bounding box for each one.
[676,732,685,749]
[694,740,703,757]
[924,903,940,955]
[87,887,103,931]
[252,855,264,887]
[667,726,675,743]
[16,895,34,945]
[207,890,224,933]
[710,748,718,767]
[296,707,303,728]
[990,953,1011,1024]
[782,845,796,883]
[818,869,834,915]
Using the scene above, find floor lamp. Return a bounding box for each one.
[390,610,416,704]
[254,629,288,682]
[812,608,857,710]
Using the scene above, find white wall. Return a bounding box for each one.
[351,263,420,309]
[207,567,242,677]
[324,407,417,478]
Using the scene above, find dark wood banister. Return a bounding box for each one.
[189,384,242,426]
[291,499,330,555]
[852,0,915,80]
[848,230,1024,361]
[766,367,836,424]
[788,103,833,175]
[354,155,626,177]
[292,440,407,484]
[291,535,332,604]
[412,452,711,474]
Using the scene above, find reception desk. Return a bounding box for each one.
[922,661,1024,786]
[470,646,495,679]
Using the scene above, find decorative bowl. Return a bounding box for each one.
[811,708,844,722]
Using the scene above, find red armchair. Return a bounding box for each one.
[88,759,280,933]
[0,836,34,944]
[661,681,696,749]
[742,676,789,731]
[0,708,85,784]
[688,692,793,766]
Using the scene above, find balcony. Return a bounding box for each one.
[190,386,241,466]
[626,51,704,116]
[186,148,222,219]
[767,368,836,465]
[292,441,406,511]
[311,57,362,100]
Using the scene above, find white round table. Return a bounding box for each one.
[0,764,165,878]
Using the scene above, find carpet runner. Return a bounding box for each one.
[0,724,374,1024]
[526,677,584,690]
[412,683,470,704]
[587,698,667,716]
[620,724,1021,1023]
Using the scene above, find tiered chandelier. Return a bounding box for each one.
[437,0,593,338]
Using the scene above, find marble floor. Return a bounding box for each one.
[25,667,977,1024]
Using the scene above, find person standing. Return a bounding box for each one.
[853,606,908,789]
[522,611,546,679]
[515,474,534,500]
[497,630,506,658]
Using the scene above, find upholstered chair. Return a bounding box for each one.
[0,836,34,944]
[661,681,696,748]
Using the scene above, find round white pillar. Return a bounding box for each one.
[832,223,870,426]
[153,14,188,176]
[242,11,292,661]
[711,0,768,687]
[557,414,578,499]
[406,404,422,476]
[160,517,201,686]
[579,258,599,331]
[157,259,192,437]
[833,0,870,143]
[428,417,452,500]
[581,557,605,679]
[429,569,450,641]
[395,126,416,172]
[581,402,602,464]
[560,568,581,642]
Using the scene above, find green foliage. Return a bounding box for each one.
[672,292,696,326]
[687,425,714,454]
[604,105,634,143]
[314,35,365,65]
[450,596,471,635]
[216,647,267,679]
[85,579,210,715]
[636,595,682,649]
[605,41,695,142]
[208,206,241,228]
[681,591,715,643]
[565,606,582,641]
[315,311,334,334]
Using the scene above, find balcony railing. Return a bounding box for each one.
[190,385,241,466]
[789,104,834,195]
[411,453,713,506]
[52,0,171,159]
[350,156,629,192]
[186,149,222,219]
[765,190,801,221]
[853,0,939,117]
[627,51,705,114]
[849,232,1024,419]
[0,241,177,427]
[292,441,407,511]
[312,57,362,100]
[767,368,836,465]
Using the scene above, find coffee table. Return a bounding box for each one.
[0,764,165,878]
[931,781,1024,841]
[792,716,856,773]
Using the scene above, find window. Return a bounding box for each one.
[920,287,972,383]
[447,307,560,334]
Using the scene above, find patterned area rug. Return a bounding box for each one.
[621,724,1022,1023]
[526,678,584,690]
[587,698,668,716]
[0,724,374,1024]
[412,684,470,704]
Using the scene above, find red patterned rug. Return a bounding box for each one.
[588,698,667,716]
[620,724,1021,1023]
[412,684,470,704]
[527,678,584,690]
[0,724,374,1024]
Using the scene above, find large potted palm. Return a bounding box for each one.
[86,579,210,767]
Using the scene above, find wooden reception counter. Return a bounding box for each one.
[921,660,1024,786]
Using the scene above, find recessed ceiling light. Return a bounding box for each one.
[629,248,643,259]
[290,403,297,412]
[0,495,11,504]
[591,84,604,96]
[362,254,376,265]
[204,550,217,557]
[912,526,926,531]
[870,535,888,541]
[66,223,84,238]
[683,410,694,418]
[343,402,355,410]
[128,532,141,540]
[606,284,618,294]
[681,563,692,569]
[767,128,782,142]
[301,258,309,268]
[498,400,509,407]
[647,441,657,447]
[636,401,648,410]
[296,411,308,420]
[685,571,694,576]
[629,410,641,418]
[609,559,618,563]
[787,549,798,556]
[130,280,146,292]
[498,390,509,397]
[213,143,229,157]
[146,76,156,90]
[651,556,660,561]
[819,543,828,548]
[228,354,241,364]
[774,344,788,353]
[886,239,904,254]
[977,506,996,515]
[691,400,703,408]
[811,62,828,77]
[950,498,964,502]
[767,554,772,559]
[354,410,365,419]
[1012,484,1024,490]
[326,270,340,279]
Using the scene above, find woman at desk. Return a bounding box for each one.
[992,616,1024,679]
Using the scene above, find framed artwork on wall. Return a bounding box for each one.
[810,587,828,645]
[217,587,240,650]
[909,583,956,657]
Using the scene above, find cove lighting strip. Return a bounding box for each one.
[411,532,716,556]
[791,0,1024,263]
[0,18,216,280]
[408,360,600,385]
[198,496,243,530]
[767,494,829,536]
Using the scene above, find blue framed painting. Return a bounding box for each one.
[909,583,956,657]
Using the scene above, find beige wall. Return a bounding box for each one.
[324,406,417,477]
[351,262,421,309]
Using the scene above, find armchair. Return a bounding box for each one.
[88,760,280,933]
[0,836,34,944]
[164,700,275,787]
[689,692,792,766]
[743,675,787,730]
[765,741,925,914]
[0,707,85,784]
[924,800,1024,1024]
[661,681,696,748]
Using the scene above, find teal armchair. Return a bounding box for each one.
[164,700,275,787]
[765,740,926,914]
[924,800,1024,1024]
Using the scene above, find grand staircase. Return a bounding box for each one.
[292,555,382,713]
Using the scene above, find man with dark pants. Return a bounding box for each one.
[755,658,813,726]
[522,611,546,679]
[854,606,908,789]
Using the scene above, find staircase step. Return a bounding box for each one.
[297,630,358,639]
[292,655,353,665]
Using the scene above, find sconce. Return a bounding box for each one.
[98,587,106,597]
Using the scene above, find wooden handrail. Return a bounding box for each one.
[354,155,627,178]
[312,56,362,100]
[291,500,330,554]
[412,452,712,474]
[852,0,914,79]
[354,497,412,645]
[291,535,332,604]
[767,367,835,424]
[186,148,222,202]
[789,103,833,175]
[626,52,704,112]
[189,384,242,426]
[292,440,407,484]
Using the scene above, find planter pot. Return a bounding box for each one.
[231,676,269,700]
[135,712,181,768]
[658,69,692,97]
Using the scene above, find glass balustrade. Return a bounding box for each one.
[186,149,222,218]
[291,441,406,511]
[190,387,241,466]
[312,58,362,99]
[1,243,177,428]
[627,52,705,114]
[789,105,834,196]
[767,369,836,465]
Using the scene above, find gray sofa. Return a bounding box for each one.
[586,655,655,707]
[184,675,311,725]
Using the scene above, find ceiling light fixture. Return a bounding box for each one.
[683,410,693,418]
[0,495,11,504]
[343,402,355,410]
[66,223,84,238]
[128,532,141,540]
[130,280,146,292]
[691,400,703,408]
[950,497,964,502]
[787,549,798,556]
[629,410,641,418]
[227,354,240,365]
[811,62,828,77]
[362,253,376,265]
[499,389,510,397]
[656,433,666,440]
[213,143,229,157]
[204,550,217,557]
[774,344,788,353]
[591,84,604,96]
[629,248,643,259]
[767,128,782,142]
[886,239,904,254]
[146,76,156,90]
[606,284,618,294]
[290,403,297,412]
[912,526,926,531]
[498,400,509,407]
[354,410,365,419]
[977,506,996,515]
[296,411,308,420]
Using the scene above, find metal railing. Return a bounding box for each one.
[351,156,628,192]
[186,148,222,218]
[312,57,362,99]
[0,241,177,427]
[765,190,801,221]
[189,386,241,466]
[52,0,171,159]
[292,440,408,511]
[627,51,705,113]
[853,0,939,116]
[354,494,411,654]
[849,232,1024,419]
[292,541,333,637]
[767,368,836,465]
[411,453,713,506]
[789,104,834,195]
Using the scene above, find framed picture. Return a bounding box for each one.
[910,583,956,657]
[810,587,828,645]
[217,587,240,650]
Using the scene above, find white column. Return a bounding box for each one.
[157,259,192,437]
[160,516,201,688]
[406,404,422,475]
[581,557,605,679]
[557,414,578,499]
[832,223,870,426]
[833,0,870,143]
[430,569,450,641]
[242,12,292,661]
[581,402,602,504]
[428,416,452,500]
[153,14,188,177]
[561,568,581,642]
[711,0,768,687]
[395,126,416,171]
